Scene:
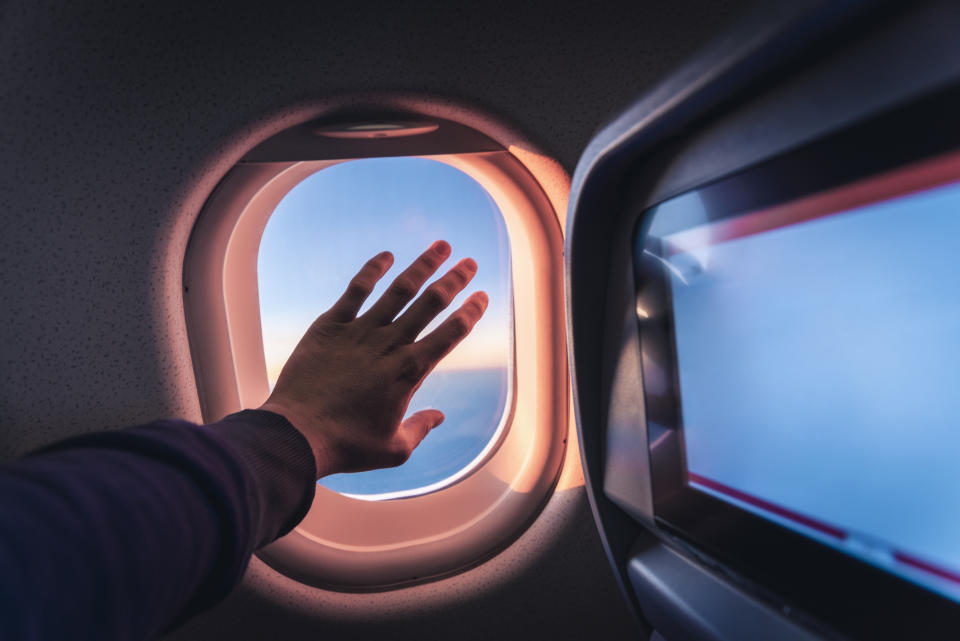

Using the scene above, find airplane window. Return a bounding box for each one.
[258,157,513,498]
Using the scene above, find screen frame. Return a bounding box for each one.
[634,85,960,639]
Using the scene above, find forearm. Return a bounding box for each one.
[0,411,315,641]
[0,241,486,641]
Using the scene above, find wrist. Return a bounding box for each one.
[258,401,337,479]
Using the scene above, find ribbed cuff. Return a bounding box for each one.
[211,410,317,547]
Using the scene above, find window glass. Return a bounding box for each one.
[258,158,512,498]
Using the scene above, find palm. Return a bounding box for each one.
[261,241,487,478]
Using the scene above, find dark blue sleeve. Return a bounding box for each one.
[0,409,316,641]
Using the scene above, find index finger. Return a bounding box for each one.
[326,251,394,321]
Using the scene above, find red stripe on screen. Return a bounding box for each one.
[687,472,848,541]
[690,473,960,588]
[894,551,960,587]
[663,149,960,254]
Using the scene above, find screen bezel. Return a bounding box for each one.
[634,85,960,639]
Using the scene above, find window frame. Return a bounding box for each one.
[184,147,568,589]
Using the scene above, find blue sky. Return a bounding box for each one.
[257,157,513,496]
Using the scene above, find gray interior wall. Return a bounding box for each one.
[0,1,756,639]
[0,0,754,457]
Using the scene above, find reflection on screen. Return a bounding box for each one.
[658,174,960,602]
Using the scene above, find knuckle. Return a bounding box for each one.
[391,279,418,300]
[399,353,426,382]
[449,315,470,337]
[423,286,449,310]
[309,320,344,340]
[466,300,484,316]
[439,278,459,296]
[347,280,370,298]
[423,251,445,268]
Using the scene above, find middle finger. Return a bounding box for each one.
[360,240,451,325]
[393,257,477,341]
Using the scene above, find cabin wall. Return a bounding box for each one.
[0,0,752,452]
[0,1,757,639]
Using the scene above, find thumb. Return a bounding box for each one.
[399,409,445,451]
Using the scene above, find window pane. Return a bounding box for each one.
[258,157,512,498]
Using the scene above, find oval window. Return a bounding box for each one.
[257,157,514,498]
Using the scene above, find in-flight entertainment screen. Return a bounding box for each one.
[647,153,960,604]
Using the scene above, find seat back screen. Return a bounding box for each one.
[649,155,960,603]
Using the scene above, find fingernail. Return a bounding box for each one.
[431,240,451,256]
[474,291,489,308]
[462,257,477,272]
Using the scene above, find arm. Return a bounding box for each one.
[0,411,314,641]
[0,241,486,641]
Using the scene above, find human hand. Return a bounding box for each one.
[259,241,488,479]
